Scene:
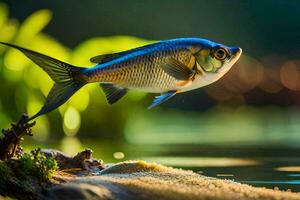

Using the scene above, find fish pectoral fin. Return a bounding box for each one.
[148,91,177,109]
[100,83,128,104]
[176,79,192,87]
[160,58,195,80]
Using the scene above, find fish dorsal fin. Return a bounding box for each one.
[148,91,177,109]
[90,46,147,64]
[100,83,128,104]
[160,58,195,80]
[90,42,161,64]
[90,53,123,64]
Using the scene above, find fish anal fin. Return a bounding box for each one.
[160,58,195,80]
[148,91,177,109]
[100,83,128,104]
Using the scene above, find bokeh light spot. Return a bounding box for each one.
[259,54,286,93]
[280,60,300,91]
[63,106,81,136]
[61,136,82,156]
[113,152,125,159]
[68,88,90,112]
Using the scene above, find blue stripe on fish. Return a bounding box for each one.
[83,38,215,73]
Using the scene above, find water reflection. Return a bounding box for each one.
[244,180,300,185]
[194,162,300,191]
[141,156,259,167]
[288,174,300,177]
[216,174,234,177]
[276,166,300,172]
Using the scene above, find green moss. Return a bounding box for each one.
[19,148,58,182]
[0,161,13,178]
[0,161,35,199]
[0,161,18,190]
[0,149,58,199]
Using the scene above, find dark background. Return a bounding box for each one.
[4,0,300,57]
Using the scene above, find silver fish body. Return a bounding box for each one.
[0,38,242,121]
[84,42,195,93]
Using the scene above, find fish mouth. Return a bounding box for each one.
[229,47,242,63]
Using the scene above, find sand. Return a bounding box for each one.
[44,160,300,200]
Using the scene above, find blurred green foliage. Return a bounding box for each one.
[0,3,154,142]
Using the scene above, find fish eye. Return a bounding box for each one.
[213,47,228,61]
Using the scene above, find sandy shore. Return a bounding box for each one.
[44,160,300,200]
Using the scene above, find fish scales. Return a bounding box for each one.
[87,47,194,92]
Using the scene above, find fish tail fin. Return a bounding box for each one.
[0,42,87,122]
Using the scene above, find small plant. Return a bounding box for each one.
[19,148,58,182]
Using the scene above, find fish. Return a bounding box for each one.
[0,38,242,121]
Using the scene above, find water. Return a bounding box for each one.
[193,160,300,192]
[123,144,300,192]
